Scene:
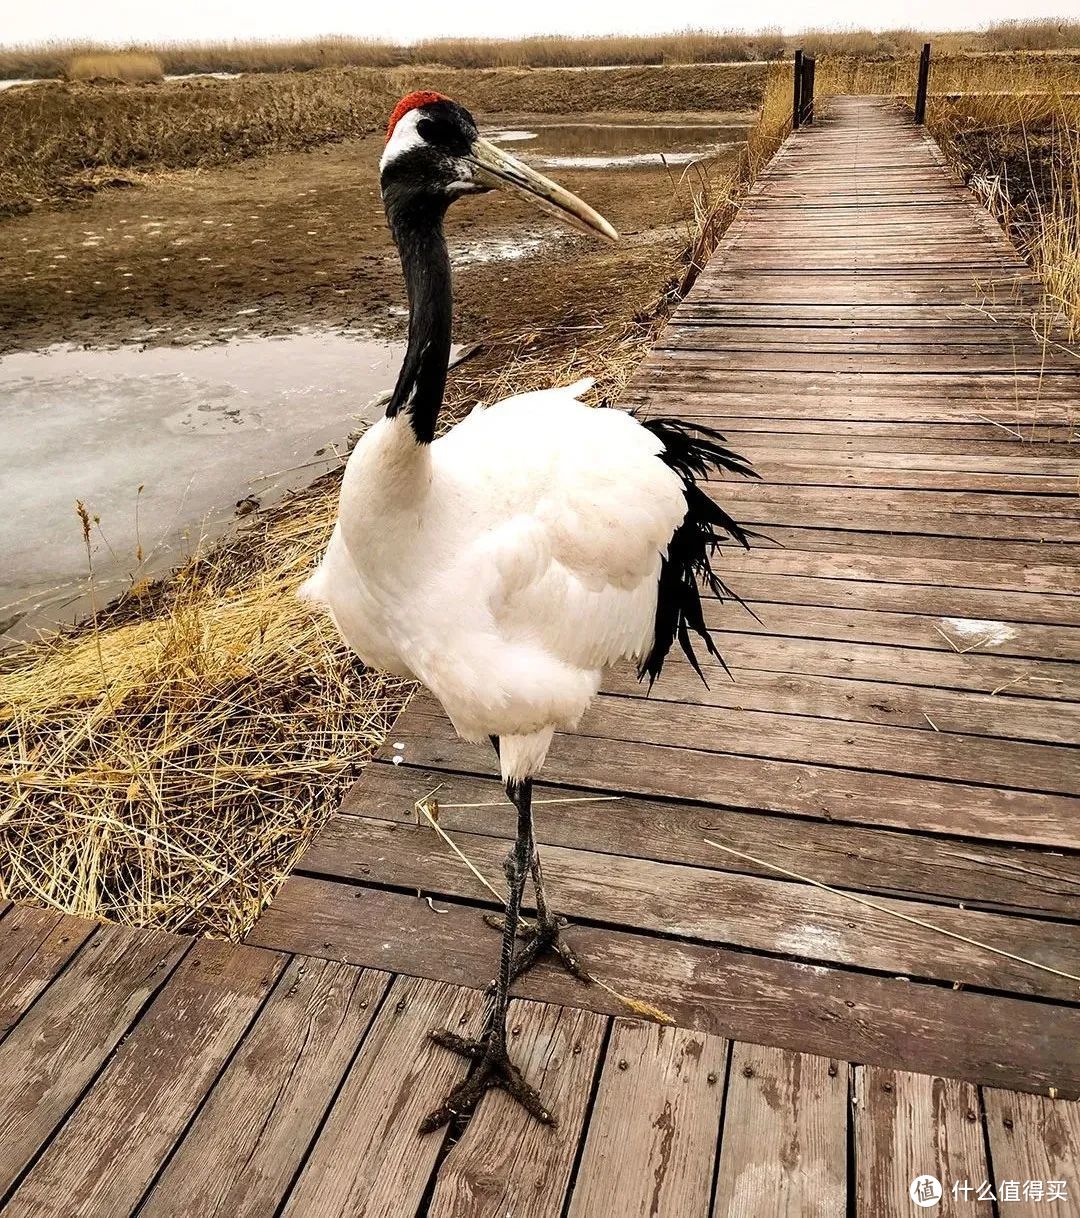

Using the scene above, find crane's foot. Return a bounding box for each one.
[482,911,593,984]
[418,1029,555,1133]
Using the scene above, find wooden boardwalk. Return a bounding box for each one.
[1,97,1078,1216]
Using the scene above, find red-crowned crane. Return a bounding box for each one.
[300,91,755,1131]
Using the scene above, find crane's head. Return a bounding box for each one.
[380,91,618,243]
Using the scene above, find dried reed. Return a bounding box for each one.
[65,52,163,83]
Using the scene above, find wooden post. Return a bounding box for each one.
[792,50,804,129]
[914,42,931,124]
[803,55,816,125]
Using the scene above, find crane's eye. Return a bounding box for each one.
[417,116,460,147]
[416,108,476,158]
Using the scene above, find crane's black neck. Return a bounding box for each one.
[385,200,453,446]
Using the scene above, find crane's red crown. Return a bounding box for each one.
[386,91,452,143]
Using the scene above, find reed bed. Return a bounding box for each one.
[930,91,1080,338]
[65,52,163,83]
[2,20,1077,79]
[0,62,766,216]
[810,50,1080,99]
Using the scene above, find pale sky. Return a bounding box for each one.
[7,0,1080,47]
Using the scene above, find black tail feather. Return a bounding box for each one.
[637,417,758,688]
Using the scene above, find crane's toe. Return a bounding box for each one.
[419,1028,555,1132]
[482,911,593,984]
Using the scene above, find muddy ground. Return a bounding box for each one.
[0,110,747,354]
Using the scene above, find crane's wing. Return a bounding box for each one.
[438,383,689,673]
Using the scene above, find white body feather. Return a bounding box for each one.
[300,381,688,782]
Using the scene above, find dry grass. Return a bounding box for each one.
[2,21,1077,78]
[65,52,163,83]
[0,483,409,935]
[985,19,1080,51]
[809,50,1080,100]
[0,62,766,216]
[929,91,1080,338]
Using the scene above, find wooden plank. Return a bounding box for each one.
[428,1000,606,1218]
[282,975,486,1218]
[557,693,1079,794]
[697,634,1079,703]
[728,503,1080,544]
[336,766,1080,917]
[854,1066,991,1216]
[750,462,1078,493]
[0,907,96,1040]
[386,702,1080,845]
[603,662,1079,747]
[139,957,391,1218]
[731,526,1078,567]
[725,483,1079,521]
[719,548,1080,599]
[566,1019,727,1218]
[297,816,1080,1001]
[717,570,1080,627]
[712,1045,847,1217]
[246,879,1080,1099]
[4,939,284,1218]
[394,691,1080,794]
[983,1090,1080,1217]
[707,426,1079,453]
[0,923,187,1197]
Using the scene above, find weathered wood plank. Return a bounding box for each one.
[385,702,1080,846]
[297,817,1080,1001]
[712,570,1080,630]
[983,1090,1080,1217]
[566,1019,727,1218]
[603,662,1079,747]
[4,940,284,1218]
[0,924,187,1197]
[246,879,1080,1098]
[428,1000,606,1218]
[733,526,1078,567]
[719,549,1080,601]
[335,766,1080,917]
[854,1066,991,1217]
[0,907,96,1040]
[139,957,391,1218]
[703,631,1078,703]
[282,975,486,1218]
[712,1045,847,1217]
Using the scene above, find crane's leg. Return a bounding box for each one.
[483,738,592,985]
[510,839,592,984]
[419,778,553,1133]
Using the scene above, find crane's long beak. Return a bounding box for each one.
[466,137,618,243]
